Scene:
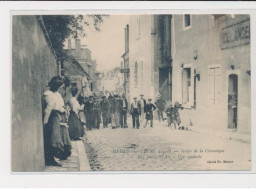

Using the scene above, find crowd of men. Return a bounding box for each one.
[77,91,167,130]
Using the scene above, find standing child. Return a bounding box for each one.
[144,98,156,128]
[173,101,183,129]
[165,102,175,129]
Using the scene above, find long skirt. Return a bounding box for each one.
[79,111,86,124]
[59,125,72,160]
[68,111,84,140]
[44,111,65,162]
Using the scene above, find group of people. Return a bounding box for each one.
[42,76,184,166]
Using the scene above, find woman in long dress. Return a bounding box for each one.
[68,88,84,140]
[43,76,71,166]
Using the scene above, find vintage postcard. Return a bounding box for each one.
[11,11,251,173]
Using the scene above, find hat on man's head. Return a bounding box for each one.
[156,92,161,98]
[134,97,137,99]
[148,98,152,101]
[140,94,144,96]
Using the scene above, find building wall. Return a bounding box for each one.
[129,15,153,103]
[172,14,250,133]
[12,16,57,171]
[153,15,172,101]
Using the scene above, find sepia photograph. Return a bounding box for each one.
[12,13,251,172]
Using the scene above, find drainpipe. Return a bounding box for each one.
[151,15,156,100]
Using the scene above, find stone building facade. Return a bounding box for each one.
[64,39,99,96]
[128,15,172,103]
[172,14,250,133]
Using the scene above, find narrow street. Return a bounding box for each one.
[81,117,250,171]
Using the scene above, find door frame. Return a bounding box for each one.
[226,69,240,130]
[182,63,194,108]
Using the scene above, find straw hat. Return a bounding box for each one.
[156,93,161,98]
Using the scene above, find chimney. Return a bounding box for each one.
[75,39,81,51]
[68,39,71,49]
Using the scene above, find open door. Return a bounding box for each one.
[228,74,238,129]
[159,67,172,101]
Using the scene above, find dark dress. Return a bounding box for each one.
[68,98,84,139]
[68,111,84,139]
[84,100,94,130]
[173,106,182,124]
[166,106,175,124]
[45,110,67,161]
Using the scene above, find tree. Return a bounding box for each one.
[42,15,108,61]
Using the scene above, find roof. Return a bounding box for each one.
[64,54,90,79]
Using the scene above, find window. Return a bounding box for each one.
[183,14,192,30]
[208,66,221,105]
[182,68,191,104]
[134,61,138,87]
[182,65,194,107]
[139,61,144,91]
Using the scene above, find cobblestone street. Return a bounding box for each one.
[82,118,251,171]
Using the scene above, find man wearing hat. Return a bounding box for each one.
[93,96,101,129]
[139,94,147,124]
[131,97,141,129]
[111,94,119,129]
[100,96,109,128]
[155,92,167,122]
[120,93,128,128]
[84,95,94,130]
[144,98,156,128]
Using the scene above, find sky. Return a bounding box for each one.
[65,15,130,71]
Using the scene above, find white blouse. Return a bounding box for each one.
[43,90,65,124]
[69,97,80,115]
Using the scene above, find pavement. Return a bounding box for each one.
[45,117,251,172]
[44,140,90,172]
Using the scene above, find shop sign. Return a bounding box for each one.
[220,19,250,49]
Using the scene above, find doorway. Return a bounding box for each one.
[228,74,238,129]
[159,67,172,101]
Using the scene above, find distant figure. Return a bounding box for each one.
[100,96,109,128]
[84,96,94,130]
[131,97,141,129]
[68,87,84,140]
[120,93,128,128]
[116,95,123,128]
[139,94,147,125]
[107,92,113,125]
[173,101,183,129]
[93,97,101,129]
[144,98,156,128]
[111,94,119,129]
[165,101,175,129]
[77,94,86,128]
[155,93,167,122]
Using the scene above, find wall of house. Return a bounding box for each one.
[12,16,57,171]
[172,14,250,133]
[129,15,153,103]
[153,15,172,101]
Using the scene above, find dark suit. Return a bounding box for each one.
[131,101,141,129]
[100,100,109,127]
[119,97,128,128]
[84,100,94,130]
